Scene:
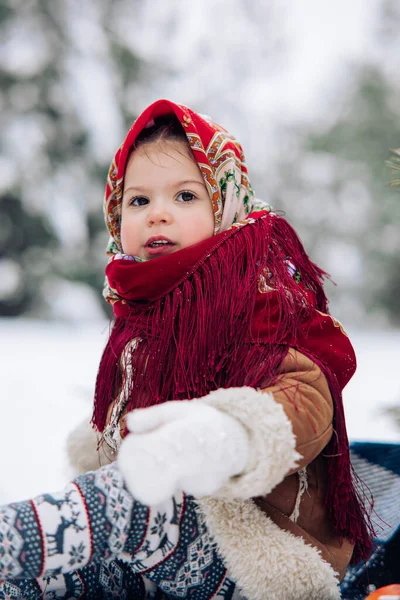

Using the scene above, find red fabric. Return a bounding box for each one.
[93,211,372,563]
[104,99,256,249]
[107,217,355,391]
[251,287,369,560]
[96,211,333,424]
[252,293,356,390]
[107,228,233,306]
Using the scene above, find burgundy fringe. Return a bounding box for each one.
[299,351,374,563]
[93,213,373,563]
[93,215,325,426]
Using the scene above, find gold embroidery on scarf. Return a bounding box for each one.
[258,267,275,294]
[315,310,349,337]
[181,114,192,128]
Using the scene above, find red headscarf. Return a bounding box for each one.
[93,100,372,563]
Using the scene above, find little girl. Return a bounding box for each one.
[0,100,372,599]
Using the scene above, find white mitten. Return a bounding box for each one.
[117,399,249,506]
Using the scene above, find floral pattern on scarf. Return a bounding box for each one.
[102,100,270,303]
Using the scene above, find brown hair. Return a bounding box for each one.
[130,114,191,154]
[123,113,197,197]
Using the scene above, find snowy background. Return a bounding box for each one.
[1,1,399,503]
[1,320,399,504]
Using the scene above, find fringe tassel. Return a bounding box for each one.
[302,351,375,563]
[92,212,373,562]
[93,215,326,428]
[324,374,374,563]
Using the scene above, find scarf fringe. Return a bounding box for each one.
[304,353,374,563]
[93,215,325,426]
[92,213,373,562]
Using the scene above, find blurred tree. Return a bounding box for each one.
[386,406,400,430]
[308,68,400,324]
[0,194,56,315]
[1,0,399,327]
[267,67,400,326]
[0,0,148,320]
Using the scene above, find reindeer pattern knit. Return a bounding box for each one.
[0,463,243,599]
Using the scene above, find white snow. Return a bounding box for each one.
[344,328,400,443]
[0,319,106,503]
[0,319,398,504]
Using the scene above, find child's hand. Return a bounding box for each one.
[117,400,249,506]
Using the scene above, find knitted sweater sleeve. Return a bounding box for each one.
[0,463,186,579]
[0,464,229,598]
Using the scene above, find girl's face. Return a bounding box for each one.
[121,140,214,259]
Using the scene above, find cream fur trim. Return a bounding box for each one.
[66,416,114,475]
[198,497,340,600]
[201,387,300,499]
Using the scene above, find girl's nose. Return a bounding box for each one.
[147,203,172,226]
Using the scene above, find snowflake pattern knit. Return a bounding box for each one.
[0,464,241,599]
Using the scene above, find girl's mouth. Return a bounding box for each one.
[145,240,176,256]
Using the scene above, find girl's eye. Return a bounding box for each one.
[177,191,196,203]
[129,196,149,207]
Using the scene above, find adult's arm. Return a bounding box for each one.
[0,463,182,581]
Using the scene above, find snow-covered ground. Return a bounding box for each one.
[0,319,399,504]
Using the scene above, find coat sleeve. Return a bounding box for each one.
[265,347,334,472]
[199,348,333,499]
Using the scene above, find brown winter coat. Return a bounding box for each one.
[96,348,353,582]
[256,349,354,579]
